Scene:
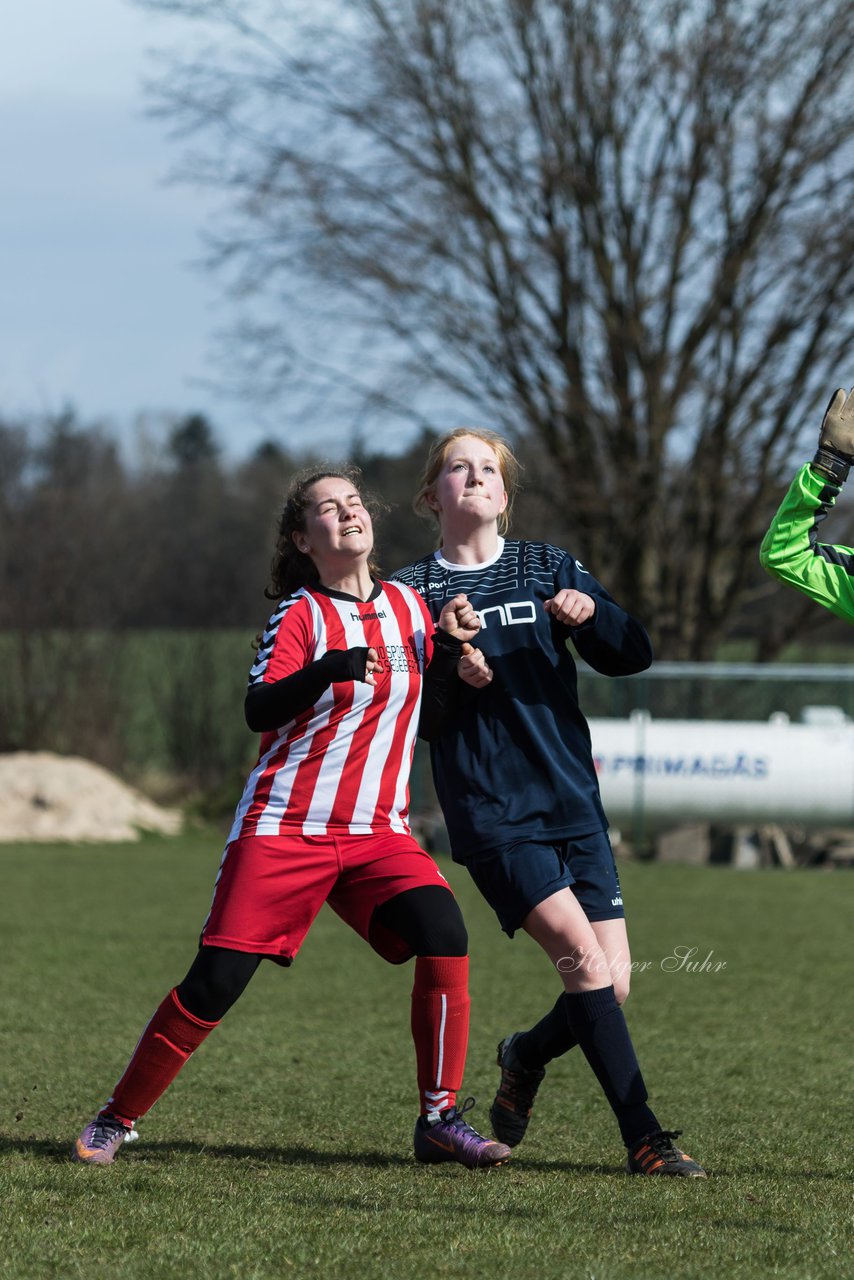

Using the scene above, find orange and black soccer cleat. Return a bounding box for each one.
[626,1129,707,1178]
[489,1033,546,1148]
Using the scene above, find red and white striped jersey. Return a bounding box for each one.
[228,581,435,840]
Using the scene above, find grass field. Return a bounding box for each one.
[1,832,851,1280]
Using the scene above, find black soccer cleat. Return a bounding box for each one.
[626,1129,707,1178]
[489,1033,546,1148]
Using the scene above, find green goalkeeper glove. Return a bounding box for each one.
[813,386,854,484]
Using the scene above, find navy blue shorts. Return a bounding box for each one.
[462,831,624,937]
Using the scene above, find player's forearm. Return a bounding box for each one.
[571,601,653,677]
[244,648,369,731]
[419,631,466,742]
[759,464,854,620]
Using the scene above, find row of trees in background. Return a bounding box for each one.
[1,409,290,632]
[2,405,850,641]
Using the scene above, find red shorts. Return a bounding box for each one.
[201,831,451,965]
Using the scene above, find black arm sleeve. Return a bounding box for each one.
[244,647,370,732]
[418,631,466,742]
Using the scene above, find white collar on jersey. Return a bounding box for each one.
[434,537,505,572]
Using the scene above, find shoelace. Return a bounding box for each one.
[89,1116,128,1148]
[444,1097,489,1139]
[641,1129,684,1161]
[500,1063,542,1111]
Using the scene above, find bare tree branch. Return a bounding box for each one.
[138,0,854,654]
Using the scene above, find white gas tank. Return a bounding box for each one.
[589,708,854,827]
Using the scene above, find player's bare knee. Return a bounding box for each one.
[555,944,587,979]
[556,942,611,987]
[612,972,631,1005]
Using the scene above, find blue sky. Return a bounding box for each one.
[0,1,297,461]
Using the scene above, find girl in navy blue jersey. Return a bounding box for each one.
[394,429,707,1178]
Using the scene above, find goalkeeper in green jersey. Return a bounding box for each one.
[760,387,854,622]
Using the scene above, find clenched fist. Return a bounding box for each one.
[544,589,596,627]
[438,593,482,643]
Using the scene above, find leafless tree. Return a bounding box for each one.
[140,0,854,655]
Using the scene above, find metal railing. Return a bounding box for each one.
[576,660,854,723]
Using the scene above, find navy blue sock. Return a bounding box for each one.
[562,985,659,1146]
[514,995,578,1069]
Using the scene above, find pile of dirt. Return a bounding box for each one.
[0,752,183,842]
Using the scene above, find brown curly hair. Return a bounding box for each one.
[266,467,385,600]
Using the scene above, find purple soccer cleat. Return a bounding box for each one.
[73,1114,131,1165]
[414,1097,511,1169]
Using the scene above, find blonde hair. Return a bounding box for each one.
[414,427,522,537]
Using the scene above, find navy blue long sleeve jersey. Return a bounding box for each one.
[392,539,652,861]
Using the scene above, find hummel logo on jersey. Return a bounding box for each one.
[476,600,537,629]
[350,609,387,621]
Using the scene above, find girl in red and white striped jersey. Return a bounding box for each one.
[73,468,510,1171]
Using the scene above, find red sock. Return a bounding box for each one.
[101,988,218,1127]
[410,956,470,1116]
